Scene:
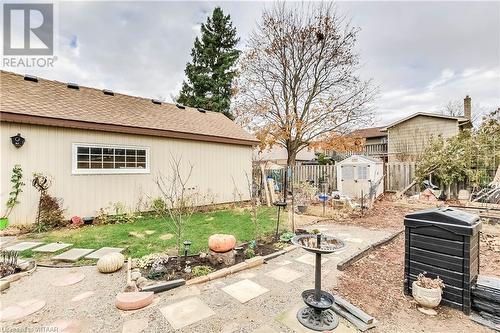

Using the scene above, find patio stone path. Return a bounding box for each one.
[84,247,124,259]
[0,299,46,321]
[294,253,329,266]
[222,279,270,303]
[160,297,215,329]
[2,223,394,332]
[52,248,95,262]
[33,242,72,253]
[122,318,149,333]
[71,291,94,302]
[266,267,304,283]
[4,241,43,251]
[50,272,85,287]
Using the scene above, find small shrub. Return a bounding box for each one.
[311,229,321,234]
[244,248,255,259]
[279,232,295,243]
[137,252,170,270]
[191,265,214,277]
[416,272,445,289]
[36,192,66,232]
[95,202,136,225]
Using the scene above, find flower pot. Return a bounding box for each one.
[412,281,442,308]
[297,205,308,214]
[83,217,94,225]
[0,218,8,230]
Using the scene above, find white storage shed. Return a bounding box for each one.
[336,155,384,200]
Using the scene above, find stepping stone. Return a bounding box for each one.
[0,236,16,248]
[50,272,85,287]
[266,267,304,283]
[276,260,292,266]
[160,297,214,330]
[84,247,123,259]
[4,241,43,251]
[144,230,155,235]
[0,299,46,321]
[295,253,329,266]
[53,248,95,262]
[48,319,82,332]
[115,292,154,311]
[222,279,269,303]
[33,242,72,253]
[122,318,148,333]
[71,291,94,302]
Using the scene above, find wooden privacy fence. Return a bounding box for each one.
[385,162,417,193]
[263,164,337,192]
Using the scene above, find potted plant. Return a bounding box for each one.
[294,182,316,214]
[412,272,445,310]
[1,165,25,229]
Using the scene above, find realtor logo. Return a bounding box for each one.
[3,3,54,56]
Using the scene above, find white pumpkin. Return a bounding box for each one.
[97,253,125,273]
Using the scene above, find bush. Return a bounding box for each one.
[35,192,66,232]
[244,248,255,259]
[191,265,214,277]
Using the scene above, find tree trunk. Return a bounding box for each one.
[283,148,297,202]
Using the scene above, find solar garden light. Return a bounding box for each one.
[183,240,192,261]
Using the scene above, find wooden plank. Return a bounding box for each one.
[331,303,378,332]
[334,295,374,324]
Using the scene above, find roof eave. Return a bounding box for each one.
[0,112,259,146]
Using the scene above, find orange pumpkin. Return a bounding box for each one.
[208,234,236,253]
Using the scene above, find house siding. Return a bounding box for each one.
[387,115,459,162]
[1,122,252,225]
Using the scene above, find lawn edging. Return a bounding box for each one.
[337,229,403,271]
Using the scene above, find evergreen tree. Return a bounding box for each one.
[177,7,240,118]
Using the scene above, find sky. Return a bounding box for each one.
[3,1,500,126]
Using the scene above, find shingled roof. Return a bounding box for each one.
[0,71,258,146]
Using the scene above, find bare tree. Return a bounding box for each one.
[155,156,198,256]
[234,2,376,197]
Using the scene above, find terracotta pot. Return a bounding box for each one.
[412,281,442,308]
[208,234,236,253]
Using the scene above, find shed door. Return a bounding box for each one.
[340,163,371,199]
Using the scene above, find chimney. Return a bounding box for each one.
[464,95,471,119]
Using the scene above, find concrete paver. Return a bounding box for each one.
[33,242,72,253]
[160,297,215,329]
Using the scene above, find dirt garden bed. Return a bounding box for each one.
[333,211,499,333]
[138,236,288,282]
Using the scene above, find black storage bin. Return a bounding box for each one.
[404,207,482,314]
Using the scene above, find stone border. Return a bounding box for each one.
[0,262,37,292]
[337,230,403,271]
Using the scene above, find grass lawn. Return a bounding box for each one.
[27,207,285,258]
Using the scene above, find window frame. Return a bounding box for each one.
[72,143,150,175]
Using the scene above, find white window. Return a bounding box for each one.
[72,143,150,175]
[357,165,369,180]
[342,165,354,180]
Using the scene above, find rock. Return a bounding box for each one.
[208,249,235,266]
[136,277,148,288]
[199,252,207,259]
[115,292,154,311]
[0,280,10,291]
[131,272,141,281]
[18,259,35,271]
[129,232,145,239]
[144,230,156,235]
